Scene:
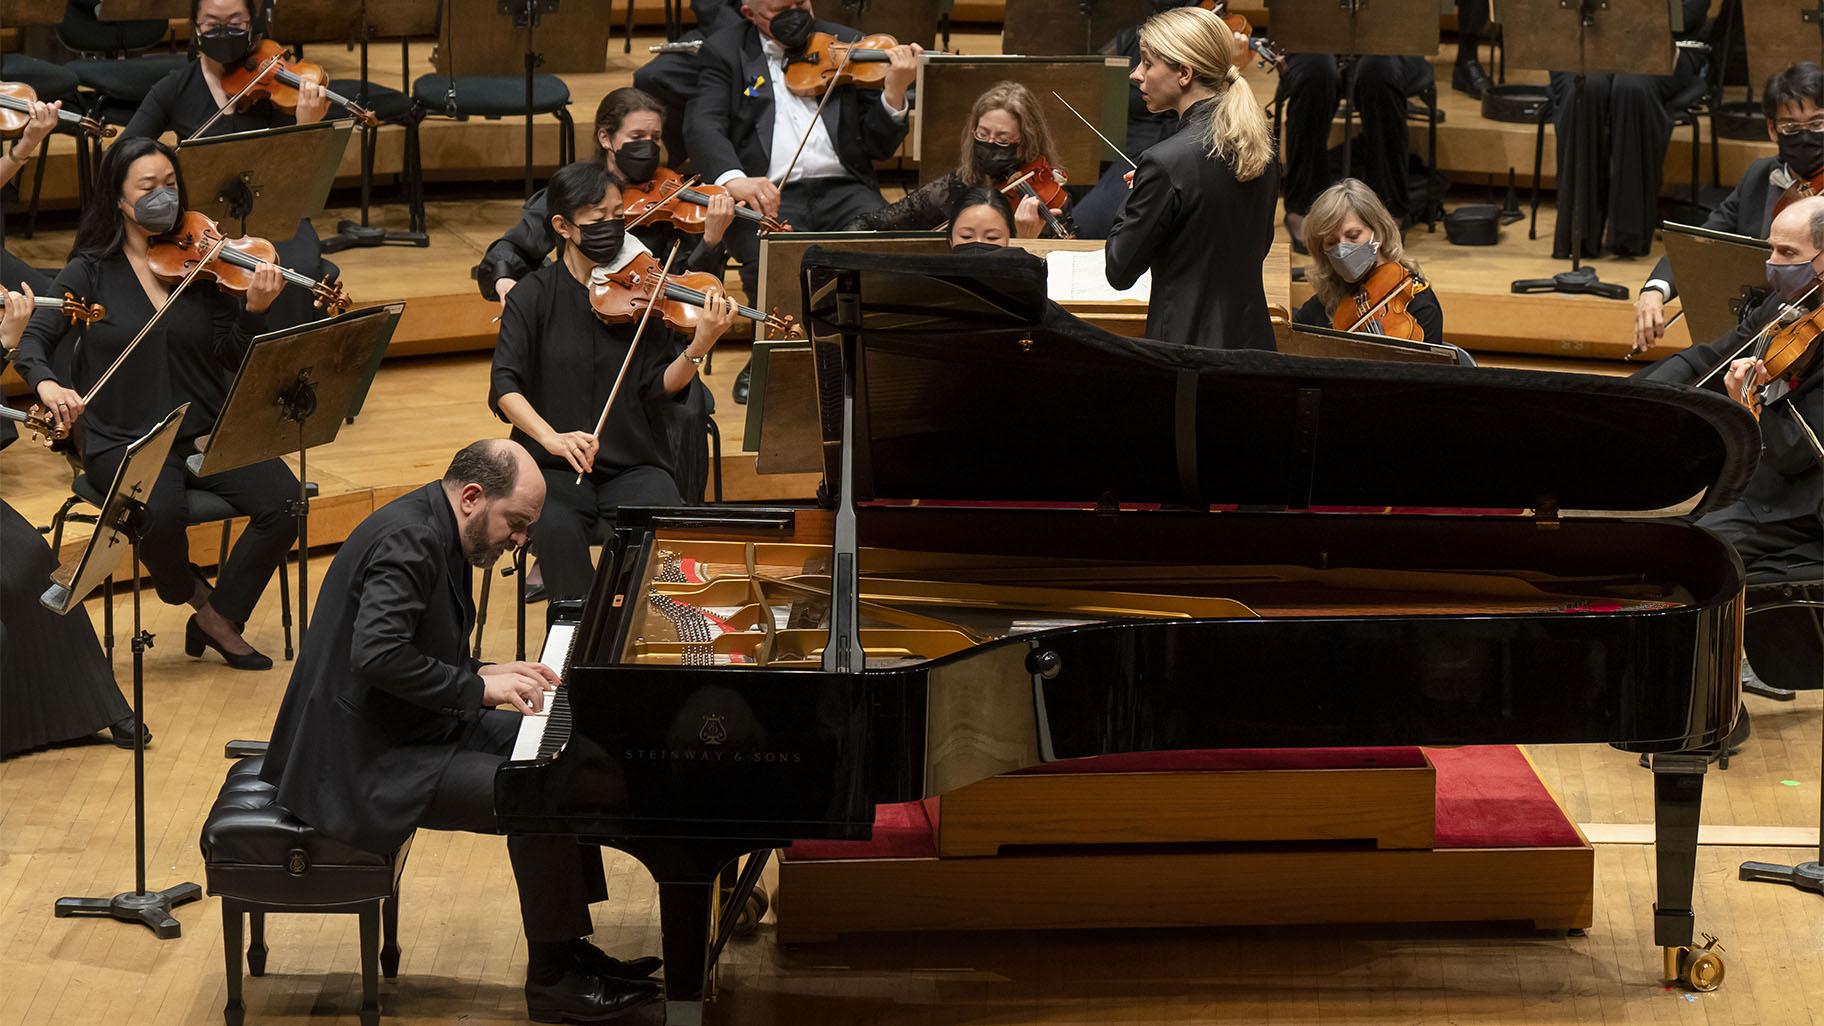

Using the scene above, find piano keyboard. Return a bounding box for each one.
[509,620,577,762]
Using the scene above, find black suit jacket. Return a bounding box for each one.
[260,483,486,854]
[1105,98,1279,350]
[682,18,908,186]
[1648,156,1781,301]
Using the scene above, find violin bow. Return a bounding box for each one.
[1691,277,1824,389]
[1342,272,1416,334]
[187,50,290,143]
[773,44,857,189]
[578,239,683,484]
[1051,91,1137,171]
[932,170,1039,233]
[77,234,229,408]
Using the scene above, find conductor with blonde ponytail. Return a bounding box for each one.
[1105,5,1278,350]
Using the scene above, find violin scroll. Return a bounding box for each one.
[60,294,106,326]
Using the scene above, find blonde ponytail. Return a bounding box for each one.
[1139,6,1274,182]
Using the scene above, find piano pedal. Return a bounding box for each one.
[1664,933,1726,992]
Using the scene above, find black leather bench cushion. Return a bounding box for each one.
[0,55,81,103]
[411,74,570,117]
[67,55,189,103]
[325,80,416,124]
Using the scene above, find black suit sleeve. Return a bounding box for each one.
[856,85,910,163]
[10,259,93,389]
[692,0,741,34]
[351,525,487,720]
[1104,152,1178,290]
[1646,177,1750,300]
[478,190,556,302]
[1764,378,1824,478]
[684,33,747,182]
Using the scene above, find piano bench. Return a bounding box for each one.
[198,757,414,1026]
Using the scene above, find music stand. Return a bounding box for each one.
[1267,0,1440,181]
[826,0,943,48]
[1505,0,1673,301]
[49,405,202,940]
[94,0,187,16]
[1281,321,1476,366]
[1660,223,1773,345]
[1739,0,1824,90]
[175,120,352,240]
[186,306,402,648]
[1002,0,1153,56]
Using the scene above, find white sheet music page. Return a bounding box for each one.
[1043,249,1151,304]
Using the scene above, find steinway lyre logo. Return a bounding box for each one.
[699,714,728,746]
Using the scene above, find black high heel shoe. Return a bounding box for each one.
[185,616,273,671]
[107,716,151,749]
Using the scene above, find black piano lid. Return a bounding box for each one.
[800,247,1761,516]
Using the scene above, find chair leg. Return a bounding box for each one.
[1426,85,1439,232]
[554,107,576,165]
[219,520,231,575]
[247,910,268,976]
[1688,116,1700,207]
[50,493,83,553]
[474,566,492,660]
[1529,110,1547,241]
[381,892,402,979]
[103,574,115,663]
[514,545,527,662]
[358,903,381,1026]
[26,135,50,238]
[279,559,294,661]
[221,898,246,1026]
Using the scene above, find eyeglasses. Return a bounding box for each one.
[972,129,1019,146]
[196,17,251,31]
[1775,117,1824,136]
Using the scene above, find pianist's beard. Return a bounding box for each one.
[462,514,514,569]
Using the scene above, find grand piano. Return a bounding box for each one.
[497,248,1757,1023]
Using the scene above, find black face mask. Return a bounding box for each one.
[770,8,815,51]
[614,139,662,184]
[1780,129,1824,179]
[197,27,255,66]
[972,140,1021,178]
[951,241,1005,254]
[570,218,625,265]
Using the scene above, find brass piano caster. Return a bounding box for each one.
[1664,934,1726,992]
[734,885,771,937]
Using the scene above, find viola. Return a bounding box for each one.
[1333,261,1425,341]
[999,156,1075,239]
[213,39,379,128]
[1771,162,1824,221]
[0,81,113,140]
[7,290,106,326]
[782,31,900,98]
[1197,0,1287,72]
[148,211,352,315]
[623,167,792,235]
[586,252,800,339]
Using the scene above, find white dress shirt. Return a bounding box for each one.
[713,35,908,187]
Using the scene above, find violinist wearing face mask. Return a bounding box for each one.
[1634,62,1824,355]
[10,137,297,672]
[489,161,737,617]
[479,87,736,308]
[1293,179,1444,345]
[848,82,1069,238]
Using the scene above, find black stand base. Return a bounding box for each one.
[1511,265,1630,300]
[54,884,203,940]
[321,219,429,253]
[1740,860,1824,894]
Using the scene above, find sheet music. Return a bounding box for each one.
[1044,249,1150,304]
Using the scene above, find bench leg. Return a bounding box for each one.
[358,902,381,1026]
[381,893,401,979]
[247,910,268,976]
[221,899,246,1026]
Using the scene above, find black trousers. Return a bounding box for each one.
[82,446,297,622]
[1549,46,1703,259]
[1456,0,1489,56]
[728,177,884,302]
[1697,502,1824,581]
[632,34,707,171]
[532,464,683,612]
[1282,54,1434,220]
[420,708,607,942]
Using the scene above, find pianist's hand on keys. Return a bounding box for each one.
[479,660,562,714]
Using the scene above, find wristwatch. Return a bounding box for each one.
[684,352,707,367]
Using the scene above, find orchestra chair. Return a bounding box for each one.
[0,54,84,238]
[200,757,412,1026]
[1739,570,1824,702]
[47,470,317,663]
[59,4,188,146]
[321,77,431,244]
[473,418,723,662]
[408,72,576,196]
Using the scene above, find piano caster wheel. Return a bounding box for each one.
[734,887,770,937]
[1666,934,1726,992]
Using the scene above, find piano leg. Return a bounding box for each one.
[1650,753,1725,991]
[623,840,782,1026]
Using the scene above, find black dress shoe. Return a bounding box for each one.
[185,616,274,671]
[733,360,752,405]
[1452,58,1493,100]
[107,716,151,749]
[525,969,658,1024]
[570,941,662,980]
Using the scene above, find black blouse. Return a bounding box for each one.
[488,257,687,477]
[1294,282,1445,346]
[12,251,264,459]
[475,187,727,303]
[123,60,299,141]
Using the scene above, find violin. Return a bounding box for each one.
[1770,162,1824,221]
[623,167,792,235]
[6,290,106,326]
[782,31,900,98]
[1197,0,1287,72]
[1734,289,1824,420]
[1000,156,1075,239]
[212,39,379,128]
[586,252,800,339]
[1333,261,1425,340]
[148,211,352,315]
[0,81,114,140]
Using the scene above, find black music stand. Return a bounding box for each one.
[1266,0,1439,181]
[175,120,352,240]
[313,0,435,251]
[502,0,560,199]
[1506,0,1673,301]
[48,406,202,940]
[186,306,401,649]
[1660,223,1773,345]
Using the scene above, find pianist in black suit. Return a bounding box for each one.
[259,440,662,1023]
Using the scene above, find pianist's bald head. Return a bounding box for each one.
[443,439,544,568]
